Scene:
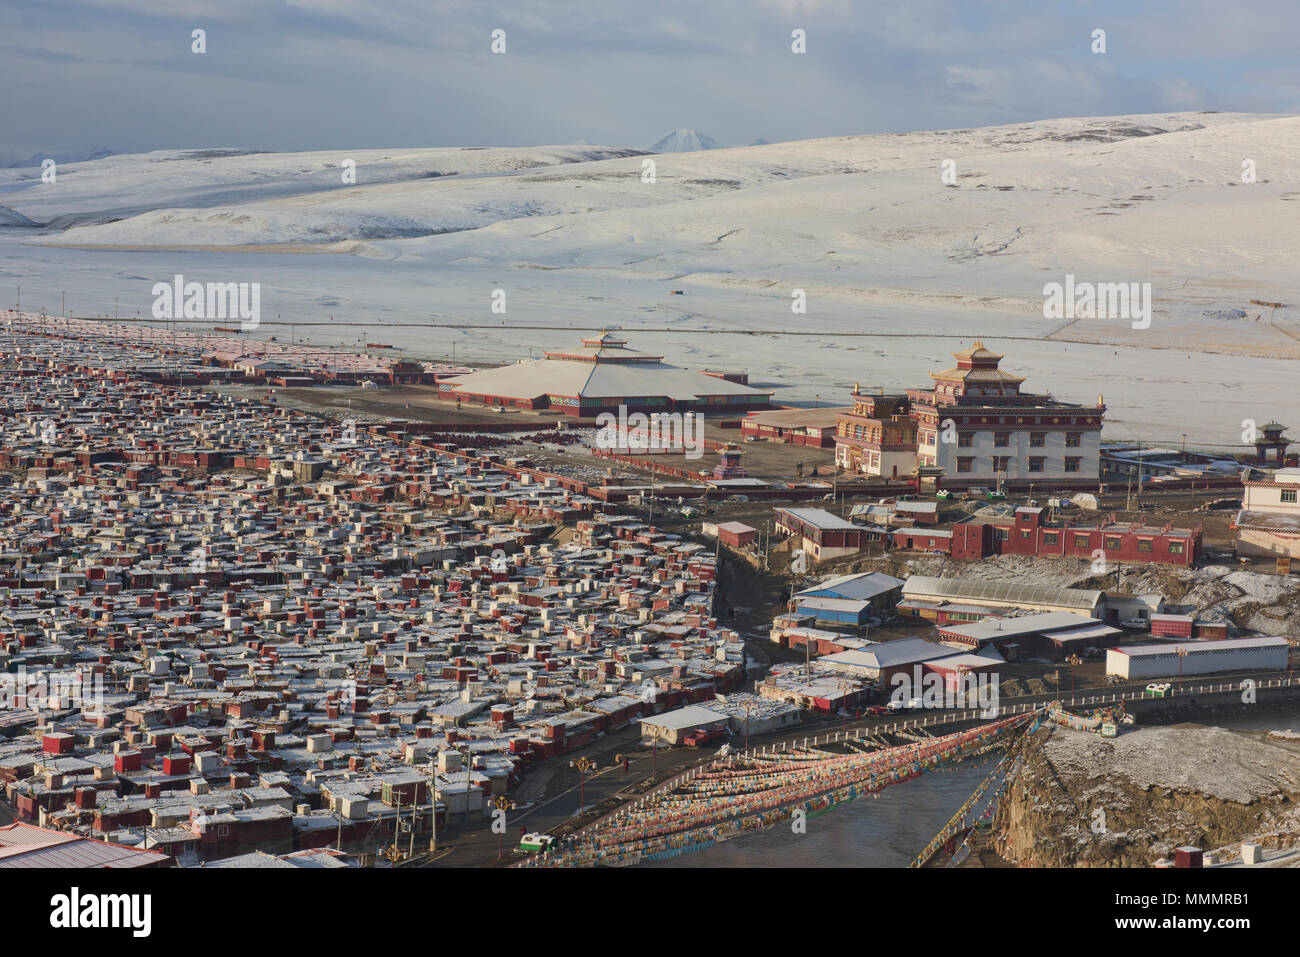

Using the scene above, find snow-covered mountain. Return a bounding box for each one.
[647,129,722,152]
[8,148,115,168]
[0,206,37,227]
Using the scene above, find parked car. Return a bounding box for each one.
[1143,683,1172,698]
[935,490,954,501]
[1120,617,1149,630]
[867,705,890,716]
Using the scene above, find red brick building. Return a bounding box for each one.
[893,506,1201,566]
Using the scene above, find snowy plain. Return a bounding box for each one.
[2,112,1299,448]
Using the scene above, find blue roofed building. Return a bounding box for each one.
[792,571,905,629]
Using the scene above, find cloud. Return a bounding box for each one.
[1,0,1296,157]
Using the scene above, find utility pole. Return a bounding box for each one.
[428,756,438,854]
[1136,443,1144,510]
[392,792,402,860]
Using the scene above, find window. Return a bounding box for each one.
[1064,457,1081,473]
[956,457,973,473]
[994,432,1010,447]
[1137,539,1153,552]
[1065,432,1081,448]
[1282,489,1297,504]
[1043,532,1059,545]
[1028,457,1044,473]
[993,456,1011,472]
[995,527,1009,540]
[1105,535,1122,550]
[1073,533,1091,549]
[1029,432,1045,448]
[1169,541,1185,555]
[958,433,973,448]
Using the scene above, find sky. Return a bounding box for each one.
[2,0,1299,161]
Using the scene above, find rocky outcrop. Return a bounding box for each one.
[994,723,1300,867]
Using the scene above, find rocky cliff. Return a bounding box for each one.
[994,723,1300,867]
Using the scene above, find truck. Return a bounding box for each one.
[683,727,725,747]
[519,833,556,854]
[886,697,922,712]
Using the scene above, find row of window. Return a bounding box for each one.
[998,528,1185,553]
[957,431,1083,448]
[956,456,1083,473]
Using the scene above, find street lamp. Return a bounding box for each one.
[570,756,596,816]
[1174,646,1188,689]
[1065,655,1081,704]
[459,743,474,824]
[649,726,663,777]
[741,699,756,751]
[492,795,516,861]
[956,665,972,710]
[837,680,855,731]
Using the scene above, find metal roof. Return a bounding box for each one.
[798,571,905,601]
[0,823,168,868]
[776,507,858,531]
[1111,636,1289,657]
[902,575,1103,611]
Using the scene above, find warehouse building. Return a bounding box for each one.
[899,576,1105,620]
[1105,636,1290,680]
[938,611,1122,660]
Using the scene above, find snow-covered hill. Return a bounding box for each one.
[7,112,1300,446]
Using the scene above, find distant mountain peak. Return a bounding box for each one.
[647,129,722,153]
[8,147,114,168]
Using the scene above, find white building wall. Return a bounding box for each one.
[1243,481,1300,514]
[1107,643,1288,680]
[938,428,1099,482]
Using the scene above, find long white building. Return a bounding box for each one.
[1105,636,1290,680]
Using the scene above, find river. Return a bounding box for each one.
[644,706,1300,868]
